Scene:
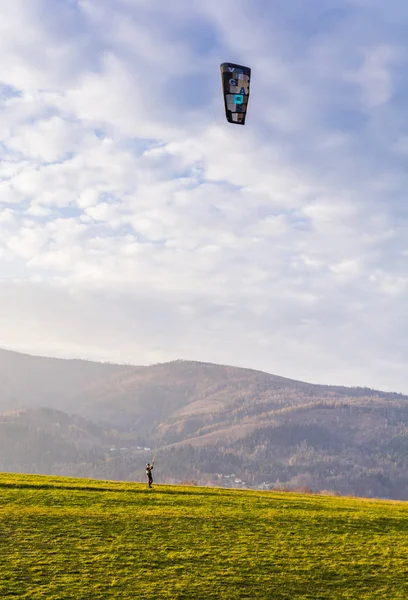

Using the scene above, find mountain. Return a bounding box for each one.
[0,347,134,413]
[1,348,408,499]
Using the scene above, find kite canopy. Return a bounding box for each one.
[220,62,251,125]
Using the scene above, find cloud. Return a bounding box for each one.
[0,0,408,393]
[346,45,398,108]
[7,116,81,162]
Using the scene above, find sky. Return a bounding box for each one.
[1,0,408,393]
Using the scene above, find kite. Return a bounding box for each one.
[220,62,251,125]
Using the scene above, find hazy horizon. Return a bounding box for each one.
[0,345,406,396]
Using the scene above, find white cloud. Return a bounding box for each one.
[330,259,362,280]
[7,116,81,162]
[345,44,398,108]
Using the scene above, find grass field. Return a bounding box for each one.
[1,473,408,599]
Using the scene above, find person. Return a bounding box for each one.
[146,462,154,488]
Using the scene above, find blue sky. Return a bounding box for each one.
[0,0,408,393]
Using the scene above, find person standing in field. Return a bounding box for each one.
[146,462,154,488]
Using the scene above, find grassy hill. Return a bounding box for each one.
[1,472,408,599]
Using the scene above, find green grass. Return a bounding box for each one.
[1,473,407,599]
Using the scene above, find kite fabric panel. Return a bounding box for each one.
[220,62,251,125]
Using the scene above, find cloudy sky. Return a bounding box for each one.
[1,0,408,393]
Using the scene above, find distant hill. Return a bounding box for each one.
[1,347,404,431]
[1,348,408,499]
[0,348,134,413]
